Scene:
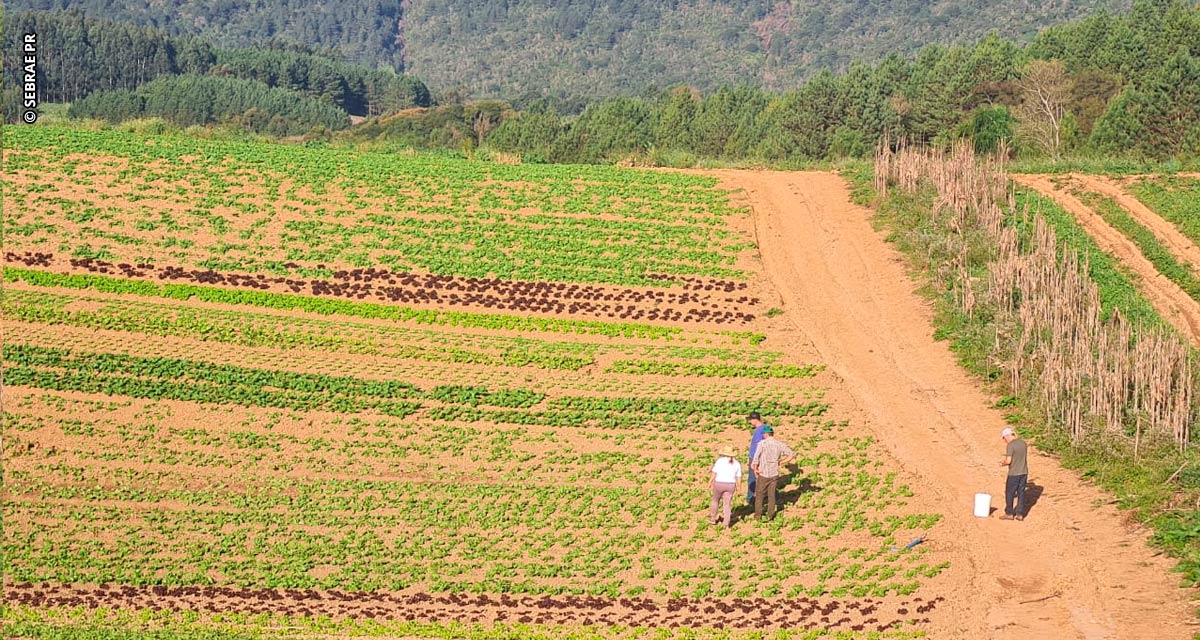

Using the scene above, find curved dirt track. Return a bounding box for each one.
[1014,174,1200,346]
[705,170,1193,639]
[1069,174,1200,273]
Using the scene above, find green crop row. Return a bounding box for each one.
[5,268,683,339]
[1080,192,1200,302]
[4,344,552,416]
[3,291,594,371]
[425,400,827,433]
[4,344,820,433]
[4,288,781,367]
[607,359,822,379]
[544,396,826,419]
[1128,177,1200,247]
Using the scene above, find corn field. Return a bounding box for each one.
[876,141,1196,450]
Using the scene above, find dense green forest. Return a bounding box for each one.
[9,0,1128,98]
[67,75,351,136]
[349,0,1200,163]
[2,12,429,131]
[7,1,1200,162]
[10,0,406,71]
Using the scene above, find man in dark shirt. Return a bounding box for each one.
[745,412,770,504]
[999,427,1029,521]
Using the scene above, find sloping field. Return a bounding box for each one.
[1,128,1192,639]
[4,128,949,640]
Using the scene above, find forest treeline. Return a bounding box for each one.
[8,0,1124,98]
[374,0,1200,163]
[2,11,429,133]
[7,1,1200,162]
[10,0,406,71]
[68,76,351,137]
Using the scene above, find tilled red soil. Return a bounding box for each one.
[6,583,939,632]
[6,252,758,325]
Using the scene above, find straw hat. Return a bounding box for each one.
[718,444,739,458]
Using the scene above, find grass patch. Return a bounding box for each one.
[1128,177,1200,247]
[1080,192,1200,303]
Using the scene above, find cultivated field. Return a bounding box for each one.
[4,128,1197,639]
[3,127,955,639]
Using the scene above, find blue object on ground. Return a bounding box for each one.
[904,535,926,550]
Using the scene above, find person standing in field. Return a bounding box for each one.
[999,427,1028,521]
[709,444,742,528]
[745,412,770,504]
[750,426,795,521]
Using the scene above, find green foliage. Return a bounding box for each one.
[605,360,820,379]
[10,0,406,71]
[401,0,1117,99]
[1082,193,1200,302]
[961,106,1015,154]
[215,47,430,116]
[1128,177,1200,245]
[3,344,424,417]
[1091,51,1200,158]
[2,11,217,105]
[15,1,1200,163]
[69,75,350,135]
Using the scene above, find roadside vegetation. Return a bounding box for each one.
[859,146,1200,589]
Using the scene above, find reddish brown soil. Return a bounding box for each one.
[4,583,938,632]
[706,170,1194,639]
[1014,174,1200,345]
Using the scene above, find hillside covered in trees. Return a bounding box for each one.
[11,0,1130,98]
[6,1,1198,163]
[2,12,430,133]
[348,0,1200,163]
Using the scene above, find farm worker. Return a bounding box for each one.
[709,444,743,528]
[750,426,795,521]
[745,412,770,503]
[999,427,1029,521]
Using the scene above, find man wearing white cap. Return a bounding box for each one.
[998,427,1028,521]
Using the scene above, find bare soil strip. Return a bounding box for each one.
[1014,174,1200,345]
[1068,174,1200,271]
[707,170,1193,639]
[4,583,937,632]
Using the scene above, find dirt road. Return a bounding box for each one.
[706,170,1192,639]
[1014,174,1200,345]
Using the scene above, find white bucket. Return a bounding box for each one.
[973,493,992,518]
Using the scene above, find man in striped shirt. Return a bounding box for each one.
[749,426,796,521]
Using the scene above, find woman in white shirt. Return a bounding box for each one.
[709,444,743,528]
